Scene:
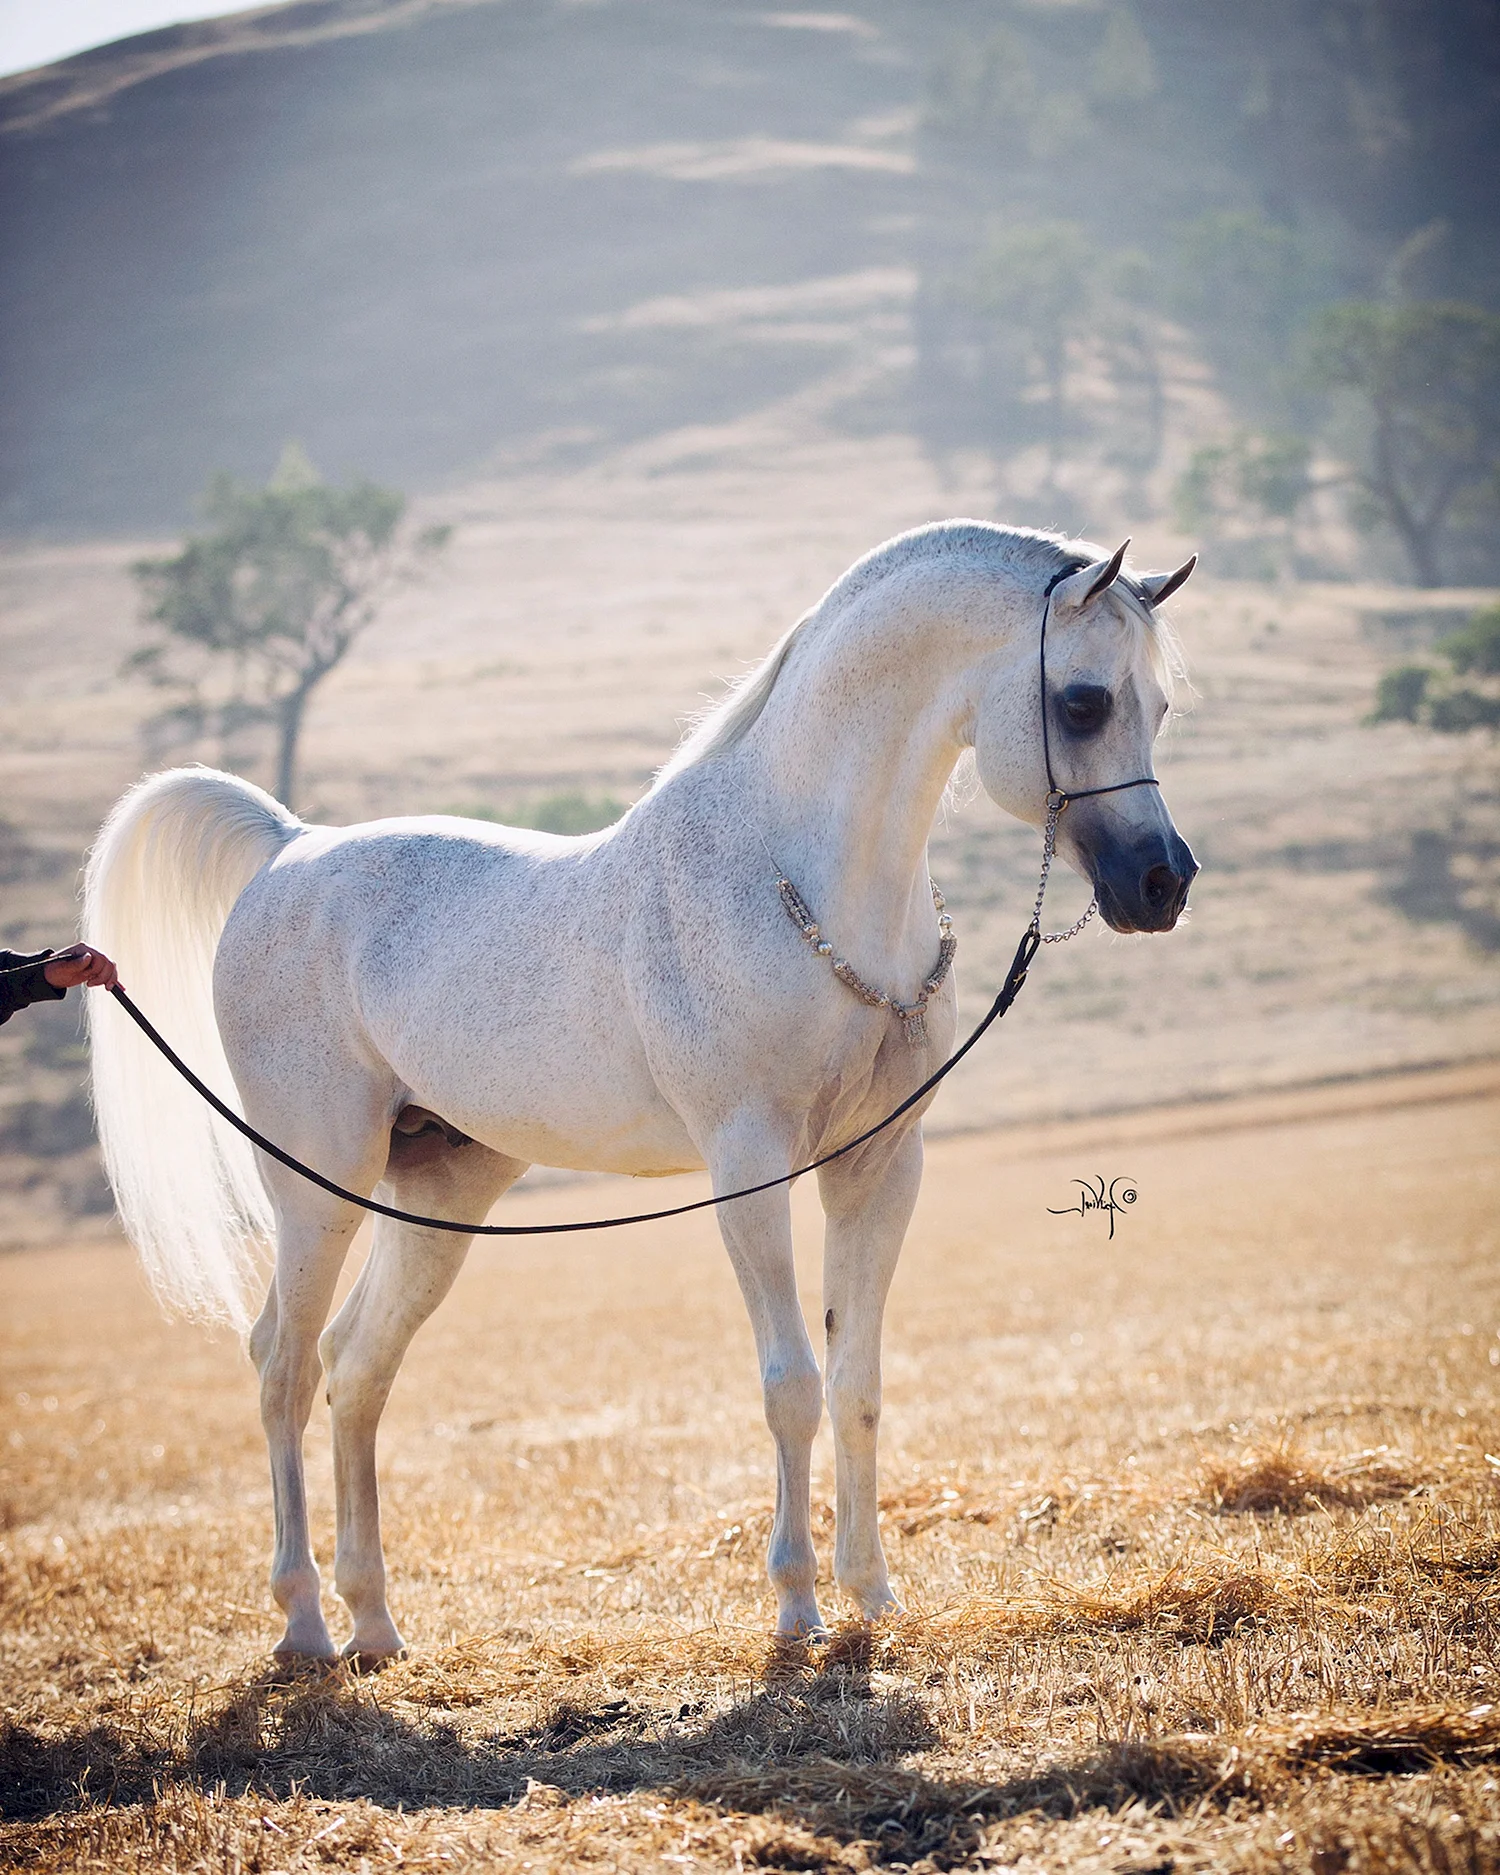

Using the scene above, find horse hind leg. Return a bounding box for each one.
[243,1055,395,1661]
[250,1184,374,1661]
[320,1131,526,1662]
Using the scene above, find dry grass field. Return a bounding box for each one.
[3,1061,1499,1871]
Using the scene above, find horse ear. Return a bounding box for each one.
[1049,540,1130,617]
[1139,554,1197,608]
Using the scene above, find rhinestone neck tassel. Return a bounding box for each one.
[777,872,957,1047]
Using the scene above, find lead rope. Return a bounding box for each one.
[103,922,1043,1237]
[97,571,1157,1237]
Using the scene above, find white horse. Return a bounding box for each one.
[85,521,1196,1660]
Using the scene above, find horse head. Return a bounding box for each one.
[975,541,1199,935]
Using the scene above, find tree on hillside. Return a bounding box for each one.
[924,25,1088,160]
[1305,301,1500,586]
[130,447,449,808]
[1166,210,1328,417]
[1368,600,1500,952]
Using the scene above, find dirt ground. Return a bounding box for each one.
[2,1061,1498,1870]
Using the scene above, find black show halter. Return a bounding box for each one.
[99,564,1162,1238]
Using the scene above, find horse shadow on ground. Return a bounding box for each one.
[1,1634,1230,1867]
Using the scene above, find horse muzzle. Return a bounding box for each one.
[1088,830,1198,934]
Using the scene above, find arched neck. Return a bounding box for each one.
[739,593,986,980]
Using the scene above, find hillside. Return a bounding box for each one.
[2,0,1497,541]
[0,0,924,533]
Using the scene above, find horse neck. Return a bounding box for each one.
[744,583,998,966]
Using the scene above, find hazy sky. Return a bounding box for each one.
[0,1,249,79]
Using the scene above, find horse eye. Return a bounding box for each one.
[1058,684,1111,734]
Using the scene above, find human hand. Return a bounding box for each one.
[43,946,119,991]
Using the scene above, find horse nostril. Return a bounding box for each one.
[1141,863,1180,910]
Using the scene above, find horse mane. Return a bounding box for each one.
[651,521,1184,789]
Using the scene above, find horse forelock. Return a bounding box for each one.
[1095,576,1186,706]
[651,522,1181,788]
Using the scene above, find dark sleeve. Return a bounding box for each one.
[0,949,65,1025]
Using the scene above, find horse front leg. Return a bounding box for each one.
[711,1124,824,1637]
[817,1123,923,1621]
[320,1137,526,1663]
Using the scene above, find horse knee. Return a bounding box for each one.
[321,1297,406,1427]
[827,1373,881,1448]
[763,1360,822,1447]
[318,1311,350,1386]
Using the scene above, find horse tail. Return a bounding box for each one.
[83,766,304,1330]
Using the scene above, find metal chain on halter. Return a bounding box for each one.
[1030,791,1100,946]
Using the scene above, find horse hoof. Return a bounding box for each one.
[342,1648,404,1674]
[341,1633,405,1672]
[774,1620,830,1644]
